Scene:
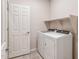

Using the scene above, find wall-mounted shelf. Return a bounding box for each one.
[43,15,78,32]
[43,16,70,22]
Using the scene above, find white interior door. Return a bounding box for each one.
[9,3,30,58]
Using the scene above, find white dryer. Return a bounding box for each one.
[38,30,72,59]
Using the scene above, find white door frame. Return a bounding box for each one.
[1,0,8,59]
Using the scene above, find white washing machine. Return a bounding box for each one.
[38,30,72,59]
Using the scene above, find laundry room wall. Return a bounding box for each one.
[50,0,78,19]
[9,0,50,50]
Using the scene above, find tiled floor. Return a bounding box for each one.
[10,51,42,59]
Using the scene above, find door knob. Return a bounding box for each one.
[25,32,30,35]
[27,32,30,33]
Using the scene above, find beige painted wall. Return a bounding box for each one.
[50,0,78,19]
[9,0,50,49]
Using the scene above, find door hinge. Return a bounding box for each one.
[7,7,9,11]
[7,28,9,31]
[7,1,9,11]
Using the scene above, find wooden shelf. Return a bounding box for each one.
[43,17,70,22]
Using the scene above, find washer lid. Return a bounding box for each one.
[43,32,66,38]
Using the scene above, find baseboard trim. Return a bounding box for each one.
[37,50,44,59]
[30,48,37,52]
[9,48,37,58]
